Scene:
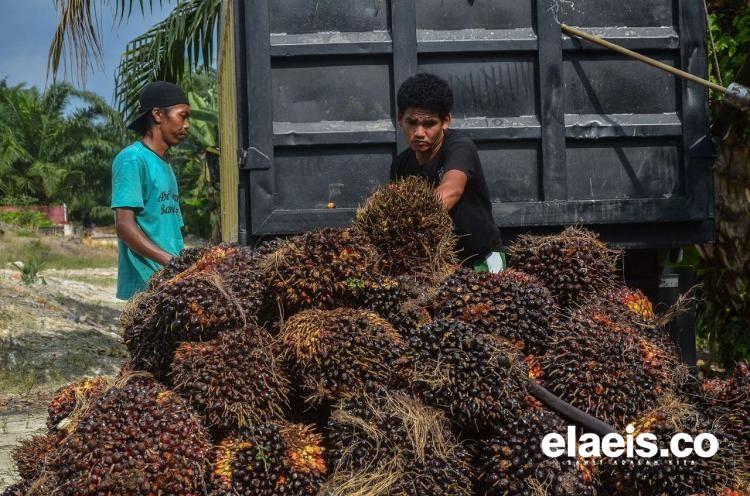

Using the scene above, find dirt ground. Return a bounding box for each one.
[0,265,127,490]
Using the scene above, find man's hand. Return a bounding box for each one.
[435,169,468,210]
[115,208,173,266]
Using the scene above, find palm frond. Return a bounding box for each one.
[47,0,170,84]
[115,0,221,118]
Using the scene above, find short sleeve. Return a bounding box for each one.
[111,157,145,210]
[442,138,478,180]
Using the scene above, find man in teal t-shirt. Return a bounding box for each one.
[111,81,191,300]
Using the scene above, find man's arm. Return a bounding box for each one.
[115,208,173,266]
[435,169,468,210]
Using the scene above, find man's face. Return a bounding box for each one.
[398,107,451,154]
[153,104,191,146]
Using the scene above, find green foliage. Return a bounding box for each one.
[0,80,131,223]
[115,0,222,119]
[0,210,56,229]
[12,256,47,285]
[696,264,750,365]
[707,5,750,91]
[169,69,220,240]
[697,3,750,367]
[0,195,37,206]
[707,2,750,135]
[48,0,222,119]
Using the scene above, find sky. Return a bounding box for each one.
[0,0,172,105]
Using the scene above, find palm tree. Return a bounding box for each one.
[697,1,750,367]
[168,69,221,240]
[48,0,221,118]
[0,80,130,218]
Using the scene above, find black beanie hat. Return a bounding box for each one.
[127,81,190,131]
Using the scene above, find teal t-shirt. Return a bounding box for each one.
[111,141,184,300]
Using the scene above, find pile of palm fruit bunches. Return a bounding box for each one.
[5,176,749,496]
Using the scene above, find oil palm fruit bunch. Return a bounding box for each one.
[477,408,597,496]
[11,433,60,483]
[170,326,290,432]
[402,319,529,431]
[280,308,406,404]
[123,245,265,379]
[46,376,109,432]
[259,228,382,315]
[432,268,557,355]
[601,401,741,495]
[210,421,327,495]
[719,485,750,496]
[508,226,620,308]
[46,373,212,496]
[345,275,432,335]
[1,483,27,496]
[602,285,656,325]
[589,285,681,351]
[539,306,686,429]
[147,245,207,289]
[325,392,473,496]
[697,362,750,471]
[155,243,265,337]
[122,290,185,379]
[352,176,458,282]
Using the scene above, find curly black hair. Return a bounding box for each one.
[397,73,453,119]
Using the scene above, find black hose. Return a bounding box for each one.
[526,378,617,437]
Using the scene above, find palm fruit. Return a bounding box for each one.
[345,275,433,335]
[280,308,406,404]
[696,362,750,472]
[539,306,687,429]
[325,391,473,496]
[46,376,108,432]
[124,244,266,379]
[601,401,741,495]
[11,433,60,482]
[589,285,682,351]
[147,245,207,289]
[605,285,656,324]
[1,483,27,496]
[48,373,212,495]
[402,319,529,431]
[156,243,265,335]
[210,421,327,495]
[508,226,620,308]
[720,486,750,496]
[259,228,382,315]
[352,176,458,281]
[432,267,557,355]
[478,408,597,496]
[170,326,290,432]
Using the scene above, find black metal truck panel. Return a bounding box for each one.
[234,0,714,247]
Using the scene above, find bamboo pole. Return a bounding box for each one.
[561,24,727,94]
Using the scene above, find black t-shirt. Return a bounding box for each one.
[390,130,500,264]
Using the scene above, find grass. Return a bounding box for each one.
[0,338,116,396]
[0,231,117,270]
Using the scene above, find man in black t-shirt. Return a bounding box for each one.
[390,73,504,271]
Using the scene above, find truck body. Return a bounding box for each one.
[227,0,714,250]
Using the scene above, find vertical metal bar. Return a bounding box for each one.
[234,0,249,244]
[238,169,249,246]
[390,0,418,154]
[244,0,276,236]
[536,0,567,201]
[678,0,714,217]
